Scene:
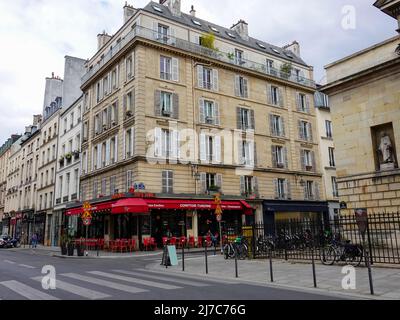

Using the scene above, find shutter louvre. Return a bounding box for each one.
[237,107,242,130]
[212,69,219,91]
[114,134,118,162]
[173,93,179,119]
[284,147,289,169]
[172,58,179,82]
[271,146,277,168]
[200,173,207,194]
[214,136,221,163]
[240,176,245,195]
[269,114,275,136]
[199,98,205,123]
[274,179,279,199]
[244,78,249,98]
[155,90,161,116]
[199,133,206,162]
[216,174,223,191]
[214,102,220,125]
[267,84,272,105]
[234,75,240,96]
[278,87,284,107]
[197,65,204,88]
[250,110,255,130]
[253,142,257,167]
[106,139,111,166]
[154,128,162,157]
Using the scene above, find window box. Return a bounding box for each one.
[162,110,172,117]
[277,163,285,169]
[306,165,313,171]
[126,110,133,118]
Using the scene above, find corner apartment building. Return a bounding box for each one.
[69,0,326,246]
[0,135,21,233]
[322,0,400,215]
[314,90,339,219]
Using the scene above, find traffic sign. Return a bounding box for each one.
[355,208,368,238]
[216,214,222,222]
[83,218,92,226]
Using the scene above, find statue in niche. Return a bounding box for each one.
[378,132,394,166]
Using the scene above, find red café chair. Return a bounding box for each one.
[98,239,105,250]
[110,240,117,252]
[143,238,150,251]
[128,239,136,252]
[197,236,203,248]
[120,239,128,253]
[162,237,169,246]
[205,235,212,247]
[150,237,157,251]
[188,236,195,248]
[169,237,177,246]
[178,236,186,249]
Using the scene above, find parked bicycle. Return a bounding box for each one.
[320,239,364,267]
[223,236,249,260]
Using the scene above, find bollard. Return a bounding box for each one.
[97,243,99,257]
[311,247,317,288]
[182,244,185,272]
[205,241,208,274]
[234,248,239,278]
[269,249,274,283]
[364,245,375,295]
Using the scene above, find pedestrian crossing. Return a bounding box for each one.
[0,268,222,300]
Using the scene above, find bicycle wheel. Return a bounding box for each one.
[228,244,236,259]
[320,246,336,265]
[346,246,364,267]
[223,244,230,259]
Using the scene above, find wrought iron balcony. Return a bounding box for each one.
[82,26,316,89]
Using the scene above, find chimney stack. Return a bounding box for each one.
[231,20,249,41]
[97,31,112,51]
[161,0,181,17]
[33,115,42,126]
[190,5,196,17]
[283,41,301,58]
[123,2,137,24]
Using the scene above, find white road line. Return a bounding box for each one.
[0,280,59,300]
[3,260,16,264]
[31,277,110,300]
[87,271,181,290]
[19,264,36,269]
[137,268,237,285]
[60,273,148,294]
[113,270,210,287]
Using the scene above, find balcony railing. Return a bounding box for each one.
[82,26,316,88]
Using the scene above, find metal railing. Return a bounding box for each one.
[82,26,316,88]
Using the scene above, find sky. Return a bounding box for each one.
[0,0,397,143]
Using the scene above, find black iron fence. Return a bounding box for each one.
[224,213,400,265]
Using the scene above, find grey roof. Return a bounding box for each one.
[143,1,309,67]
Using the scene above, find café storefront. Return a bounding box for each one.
[65,193,254,250]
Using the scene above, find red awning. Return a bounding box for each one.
[66,198,254,216]
[111,198,149,215]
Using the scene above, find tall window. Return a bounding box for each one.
[305,181,314,200]
[202,67,213,90]
[272,145,286,168]
[332,177,339,197]
[241,140,254,166]
[326,120,333,138]
[126,54,133,80]
[270,114,284,137]
[238,107,254,131]
[162,170,173,194]
[328,147,336,167]
[235,49,244,65]
[160,56,172,80]
[160,91,173,116]
[101,178,107,196]
[158,24,169,43]
[126,171,133,192]
[302,149,314,171]
[299,121,312,141]
[297,93,309,112]
[275,178,289,199]
[235,76,248,98]
[240,176,257,195]
[110,176,117,195]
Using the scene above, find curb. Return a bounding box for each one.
[51,252,163,259]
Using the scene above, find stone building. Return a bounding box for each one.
[322,1,400,215]
[68,0,327,247]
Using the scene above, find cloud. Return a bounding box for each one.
[0,0,396,142]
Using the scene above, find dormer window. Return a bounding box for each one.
[152,5,163,13]
[284,51,294,59]
[192,19,202,26]
[271,48,280,54]
[226,31,236,38]
[209,26,219,33]
[257,42,266,49]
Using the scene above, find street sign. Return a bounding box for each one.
[83,218,92,226]
[355,208,368,237]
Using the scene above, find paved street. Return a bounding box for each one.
[0,249,346,300]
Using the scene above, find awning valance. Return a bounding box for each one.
[111,198,149,215]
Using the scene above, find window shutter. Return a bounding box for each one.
[244,78,249,98]
[200,173,207,194]
[269,114,275,136]
[194,35,200,45]
[114,134,118,162]
[108,72,112,94]
[131,127,135,157]
[274,179,279,199]
[214,136,221,163]
[172,58,179,82]
[278,87,284,107]
[199,99,205,123]
[214,102,220,125]
[304,183,309,200]
[97,144,102,169]
[122,130,126,160]
[126,171,133,191]
[281,117,286,137]
[311,151,316,172]
[271,146,277,168]
[248,141,254,166]
[285,180,291,200]
[314,182,320,200]
[154,127,162,157]
[298,120,304,140]
[296,93,301,111]
[305,95,310,113]
[199,133,206,162]
[284,147,289,169]
[197,65,204,88]
[216,174,223,190]
[252,177,259,195]
[238,140,244,165]
[154,90,161,116]
[234,75,240,96]
[253,142,257,167]
[308,123,313,142]
[171,130,178,160]
[123,94,127,114]
[92,146,95,170]
[169,27,176,45]
[212,69,219,91]
[237,107,242,130]
[250,110,255,130]
[107,106,112,128]
[153,22,159,40]
[172,93,179,119]
[300,149,306,171]
[240,176,245,195]
[162,171,167,193]
[266,84,272,105]
[106,139,111,166]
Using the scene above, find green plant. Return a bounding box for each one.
[280,62,293,78]
[208,185,220,192]
[200,32,216,50]
[65,152,72,160]
[227,52,235,60]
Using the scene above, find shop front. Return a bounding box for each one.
[32,212,46,245]
[65,194,254,250]
[2,216,10,235]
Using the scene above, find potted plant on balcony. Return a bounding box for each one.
[227,52,235,61]
[200,32,216,50]
[73,150,80,159]
[280,62,293,79]
[59,155,65,166]
[208,185,220,195]
[65,153,72,161]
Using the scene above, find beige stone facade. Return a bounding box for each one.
[323,35,400,215]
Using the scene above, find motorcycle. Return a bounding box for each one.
[0,235,21,248]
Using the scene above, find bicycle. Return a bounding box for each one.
[223,236,249,260]
[320,239,363,267]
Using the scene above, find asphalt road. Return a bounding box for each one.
[0,249,343,300]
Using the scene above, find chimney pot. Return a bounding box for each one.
[190,5,196,17]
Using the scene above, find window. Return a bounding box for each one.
[84,92,90,110]
[266,59,275,74]
[326,120,333,138]
[209,26,219,33]
[329,147,336,167]
[74,169,79,195]
[111,68,118,89]
[299,121,313,141]
[240,140,254,166]
[93,181,98,199]
[297,93,309,112]
[152,5,163,12]
[154,128,180,159]
[158,24,169,43]
[192,19,202,26]
[235,76,248,98]
[302,149,315,171]
[160,56,172,80]
[65,173,70,199]
[202,67,212,90]
[101,178,107,196]
[64,118,67,134]
[126,90,134,114]
[314,91,329,108]
[110,176,117,195]
[269,114,285,137]
[197,66,218,91]
[199,134,221,163]
[305,181,314,200]
[125,128,134,158]
[96,81,102,103]
[235,49,244,65]
[237,107,254,131]
[200,99,219,125]
[240,176,258,195]
[332,177,339,197]
[226,31,236,38]
[267,85,281,106]
[162,170,173,194]
[111,102,118,125]
[103,76,109,96]
[160,91,173,116]
[257,42,267,49]
[272,145,287,169]
[275,178,290,200]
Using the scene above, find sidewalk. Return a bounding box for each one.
[147,254,400,300]
[8,245,164,259]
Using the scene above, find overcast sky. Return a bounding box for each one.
[0,0,396,142]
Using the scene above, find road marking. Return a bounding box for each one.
[137,269,237,284]
[31,277,110,300]
[0,280,59,300]
[4,260,16,264]
[19,264,36,269]
[60,273,148,294]
[87,271,181,290]
[113,270,210,287]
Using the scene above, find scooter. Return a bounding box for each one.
[0,235,21,248]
